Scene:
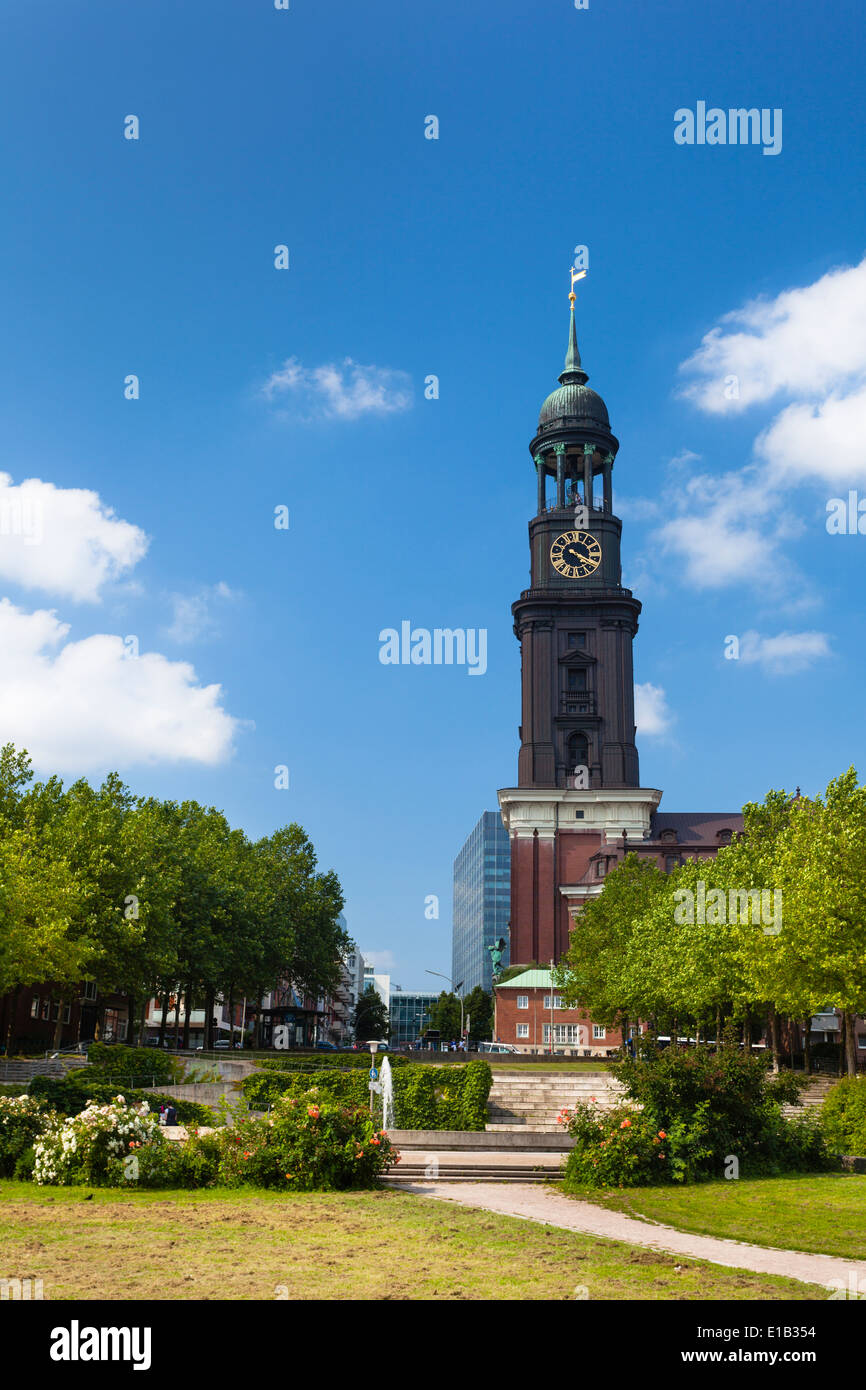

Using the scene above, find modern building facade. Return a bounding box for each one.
[389,988,438,1046]
[452,810,511,994]
[498,294,744,969]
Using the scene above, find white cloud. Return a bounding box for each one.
[658,260,866,600]
[678,258,866,413]
[655,467,804,593]
[163,582,239,644]
[0,599,242,773]
[737,629,831,675]
[0,474,148,602]
[261,356,413,421]
[361,950,397,972]
[634,682,674,737]
[756,386,866,486]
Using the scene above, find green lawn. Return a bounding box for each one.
[567,1173,866,1260]
[0,1181,825,1301]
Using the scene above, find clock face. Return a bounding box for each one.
[550,530,602,579]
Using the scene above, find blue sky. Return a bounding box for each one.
[1,0,865,988]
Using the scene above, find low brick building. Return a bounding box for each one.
[494,966,624,1055]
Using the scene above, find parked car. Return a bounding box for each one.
[477,1041,520,1054]
[314,1040,338,1051]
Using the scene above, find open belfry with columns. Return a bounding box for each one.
[497,277,743,1000]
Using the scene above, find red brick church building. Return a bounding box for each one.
[498,292,743,980]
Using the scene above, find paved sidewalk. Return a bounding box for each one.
[404,1182,865,1290]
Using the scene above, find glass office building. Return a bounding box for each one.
[388,989,439,1046]
[452,810,511,994]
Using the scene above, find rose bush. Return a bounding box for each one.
[561,1100,713,1188]
[217,1091,399,1190]
[32,1096,160,1186]
[0,1094,56,1178]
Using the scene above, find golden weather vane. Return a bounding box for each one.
[569,266,587,305]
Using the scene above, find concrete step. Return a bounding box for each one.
[489,1117,561,1128]
[384,1172,562,1184]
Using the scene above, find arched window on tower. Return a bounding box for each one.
[567,731,589,773]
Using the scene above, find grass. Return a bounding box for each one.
[567,1173,866,1261]
[0,1181,828,1301]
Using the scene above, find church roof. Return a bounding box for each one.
[648,811,745,845]
[537,302,610,429]
[496,968,553,989]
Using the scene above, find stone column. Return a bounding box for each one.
[583,444,594,514]
[603,452,614,513]
[535,453,546,514]
[554,444,566,509]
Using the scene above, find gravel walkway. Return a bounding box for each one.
[404,1181,865,1290]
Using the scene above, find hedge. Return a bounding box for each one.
[242,1060,492,1130]
[28,1074,215,1127]
[821,1077,866,1155]
[258,1054,409,1073]
[87,1042,181,1087]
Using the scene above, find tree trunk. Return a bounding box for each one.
[843,1010,857,1078]
[52,996,66,1050]
[137,997,147,1046]
[803,1020,811,1077]
[743,1007,752,1050]
[173,988,183,1051]
[228,986,235,1048]
[204,988,215,1050]
[182,982,192,1051]
[158,987,169,1047]
[768,1006,781,1073]
[125,993,135,1045]
[4,985,21,1058]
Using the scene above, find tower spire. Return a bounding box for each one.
[562,267,588,385]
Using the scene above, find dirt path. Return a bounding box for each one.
[404,1181,865,1291]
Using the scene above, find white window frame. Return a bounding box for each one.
[516,1023,529,1039]
[543,995,565,1010]
[516,994,529,1010]
[592,1024,606,1040]
[543,1024,581,1045]
[30,997,40,1018]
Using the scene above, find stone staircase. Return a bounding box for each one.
[0,1056,89,1082]
[486,1070,625,1133]
[780,1076,839,1118]
[484,1071,838,1132]
[383,1155,563,1184]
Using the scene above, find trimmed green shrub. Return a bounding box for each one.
[242,1061,492,1131]
[87,1043,181,1087]
[821,1077,866,1155]
[28,1074,215,1127]
[258,1054,409,1073]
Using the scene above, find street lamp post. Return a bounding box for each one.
[425,970,464,1046]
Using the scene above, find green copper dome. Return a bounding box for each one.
[538,305,610,430]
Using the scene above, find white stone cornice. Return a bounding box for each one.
[498,785,662,839]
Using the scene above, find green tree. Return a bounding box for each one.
[463,985,492,1041]
[352,984,390,1042]
[428,991,463,1040]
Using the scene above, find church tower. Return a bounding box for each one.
[498,286,662,966]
